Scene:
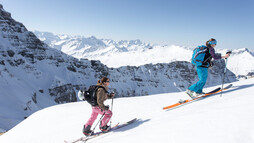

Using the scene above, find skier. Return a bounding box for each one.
[83,77,114,136]
[186,38,231,98]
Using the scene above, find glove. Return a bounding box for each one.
[226,51,232,54]
[100,105,109,112]
[109,92,115,98]
[104,105,109,111]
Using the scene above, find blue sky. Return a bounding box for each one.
[0,0,253,50]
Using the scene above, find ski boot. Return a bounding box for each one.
[185,89,196,99]
[83,125,94,136]
[99,124,111,133]
[194,92,205,97]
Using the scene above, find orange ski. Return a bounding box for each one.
[163,84,232,110]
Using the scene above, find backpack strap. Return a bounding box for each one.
[94,85,109,97]
[95,86,107,92]
[194,46,208,59]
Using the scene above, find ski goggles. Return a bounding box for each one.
[208,41,217,45]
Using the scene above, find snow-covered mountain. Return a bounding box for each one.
[34,31,254,77]
[0,4,237,132]
[0,78,254,143]
[34,31,191,67]
[221,48,254,77]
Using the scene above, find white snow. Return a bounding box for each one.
[1,78,254,143]
[96,45,192,68]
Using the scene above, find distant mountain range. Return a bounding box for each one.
[34,31,254,76]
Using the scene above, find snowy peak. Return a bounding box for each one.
[33,30,61,44]
[218,48,253,56]
[0,4,12,21]
[34,31,254,76]
[232,48,254,56]
[0,4,28,37]
[34,31,191,66]
[233,48,250,53]
[218,48,254,76]
[34,31,152,58]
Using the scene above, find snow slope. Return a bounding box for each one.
[1,78,253,143]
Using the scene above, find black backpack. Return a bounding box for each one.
[83,85,106,106]
[191,45,213,67]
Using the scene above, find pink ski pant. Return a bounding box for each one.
[85,106,112,127]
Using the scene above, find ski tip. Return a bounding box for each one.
[125,118,138,124]
[223,84,233,90]
[130,118,137,122]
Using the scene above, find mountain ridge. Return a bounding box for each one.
[34,31,254,76]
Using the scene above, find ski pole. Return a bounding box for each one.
[91,112,105,135]
[109,92,114,127]
[221,51,231,97]
[220,58,228,97]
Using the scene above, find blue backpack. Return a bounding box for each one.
[191,45,209,67]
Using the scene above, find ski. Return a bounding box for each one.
[64,123,119,143]
[163,84,233,110]
[64,118,137,143]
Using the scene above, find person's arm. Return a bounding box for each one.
[209,47,222,60]
[96,88,108,110]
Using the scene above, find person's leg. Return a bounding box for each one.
[100,110,112,127]
[196,67,208,93]
[83,106,100,135]
[85,106,99,127]
[90,106,112,127]
[188,67,208,93]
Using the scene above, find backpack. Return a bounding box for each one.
[78,85,106,106]
[191,45,210,67]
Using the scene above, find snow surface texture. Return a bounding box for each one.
[0,78,254,143]
[34,31,254,76]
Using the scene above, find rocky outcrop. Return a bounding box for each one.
[49,84,77,103]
